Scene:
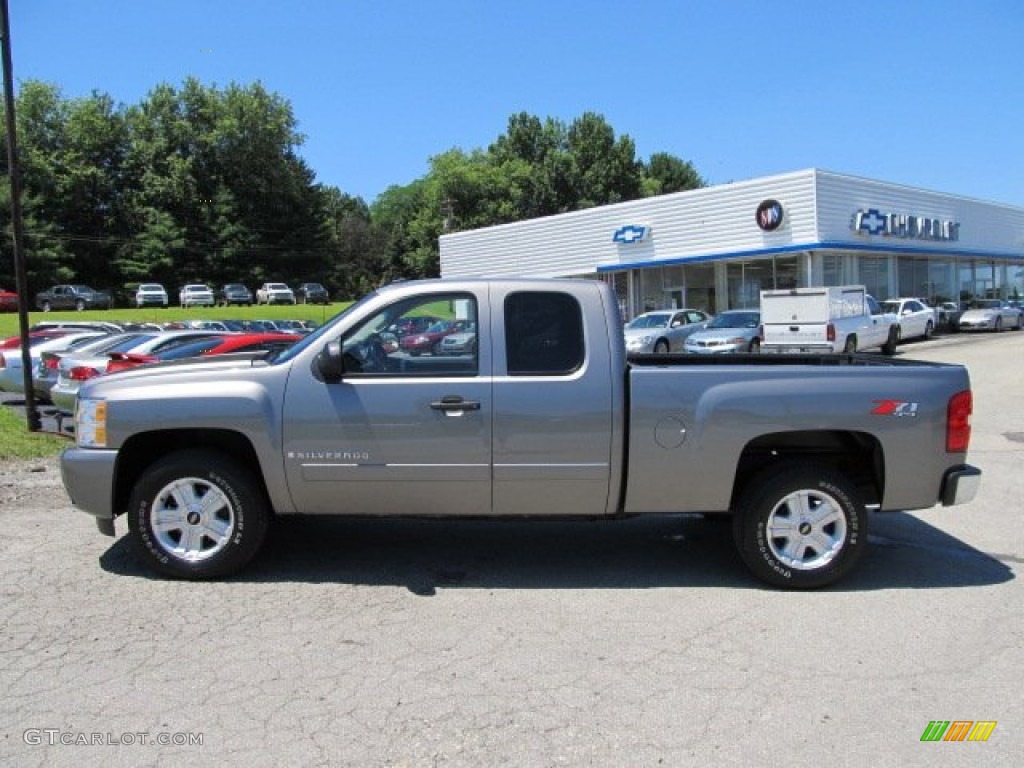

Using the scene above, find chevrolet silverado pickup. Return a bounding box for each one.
[61,278,981,588]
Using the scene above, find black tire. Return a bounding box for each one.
[654,339,670,354]
[42,301,52,312]
[127,449,270,580]
[994,317,1003,333]
[881,326,898,356]
[748,339,760,354]
[924,320,934,339]
[843,336,857,354]
[75,299,86,311]
[732,463,868,589]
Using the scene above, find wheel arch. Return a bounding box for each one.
[114,429,269,517]
[730,429,884,509]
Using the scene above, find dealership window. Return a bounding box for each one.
[858,256,892,301]
[726,260,764,308]
[683,262,716,314]
[772,255,799,290]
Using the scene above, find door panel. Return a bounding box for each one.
[282,289,492,516]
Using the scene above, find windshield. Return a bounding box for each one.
[708,311,759,329]
[975,300,1000,309]
[626,313,669,329]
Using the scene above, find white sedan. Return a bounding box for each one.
[880,298,936,342]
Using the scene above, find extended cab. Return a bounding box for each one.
[61,279,980,588]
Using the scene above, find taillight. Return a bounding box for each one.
[826,323,836,342]
[45,356,59,370]
[69,366,99,381]
[0,353,6,369]
[947,390,973,453]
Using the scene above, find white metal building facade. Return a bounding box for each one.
[439,168,1024,319]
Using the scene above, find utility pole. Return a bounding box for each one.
[1,0,41,430]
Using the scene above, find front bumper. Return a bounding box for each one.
[940,464,982,506]
[61,447,119,528]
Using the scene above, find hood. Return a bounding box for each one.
[687,327,756,343]
[79,353,273,398]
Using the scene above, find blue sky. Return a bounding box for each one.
[10,1,1024,206]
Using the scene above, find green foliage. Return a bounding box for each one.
[3,79,703,292]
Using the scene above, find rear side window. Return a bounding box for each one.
[504,291,584,376]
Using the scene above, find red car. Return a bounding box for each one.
[0,288,18,312]
[105,333,299,373]
[1,329,70,350]
[398,319,470,356]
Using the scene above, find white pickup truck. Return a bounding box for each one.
[760,285,899,355]
[256,282,296,305]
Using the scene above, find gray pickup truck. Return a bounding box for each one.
[61,278,981,588]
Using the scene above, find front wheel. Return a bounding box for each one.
[732,463,868,589]
[127,450,270,579]
[42,301,52,312]
[994,317,1003,333]
[75,299,86,311]
[653,339,670,354]
[924,320,934,339]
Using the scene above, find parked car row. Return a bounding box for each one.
[0,319,308,415]
[625,293,1024,356]
[128,281,332,308]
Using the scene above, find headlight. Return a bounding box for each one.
[75,398,108,448]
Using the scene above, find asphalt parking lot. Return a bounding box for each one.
[1,331,1021,767]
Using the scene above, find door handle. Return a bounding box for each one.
[430,395,481,413]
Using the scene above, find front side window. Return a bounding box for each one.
[340,293,479,376]
[505,291,584,376]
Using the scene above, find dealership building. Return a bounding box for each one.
[439,168,1024,319]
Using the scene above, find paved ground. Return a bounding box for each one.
[1,332,1020,767]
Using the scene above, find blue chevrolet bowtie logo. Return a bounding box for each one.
[854,208,887,235]
[613,225,648,244]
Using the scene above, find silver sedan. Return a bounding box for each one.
[958,299,1023,332]
[684,309,762,354]
[624,309,710,354]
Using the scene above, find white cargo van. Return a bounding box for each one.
[760,285,899,355]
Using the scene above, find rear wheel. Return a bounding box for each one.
[75,299,86,311]
[995,317,1003,333]
[732,463,868,588]
[42,301,52,312]
[881,326,898,355]
[843,336,857,354]
[127,450,269,580]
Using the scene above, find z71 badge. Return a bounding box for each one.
[871,399,919,417]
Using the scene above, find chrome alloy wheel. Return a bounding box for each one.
[151,477,236,562]
[765,489,848,571]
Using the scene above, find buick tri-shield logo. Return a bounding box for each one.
[755,200,784,231]
[612,224,649,244]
